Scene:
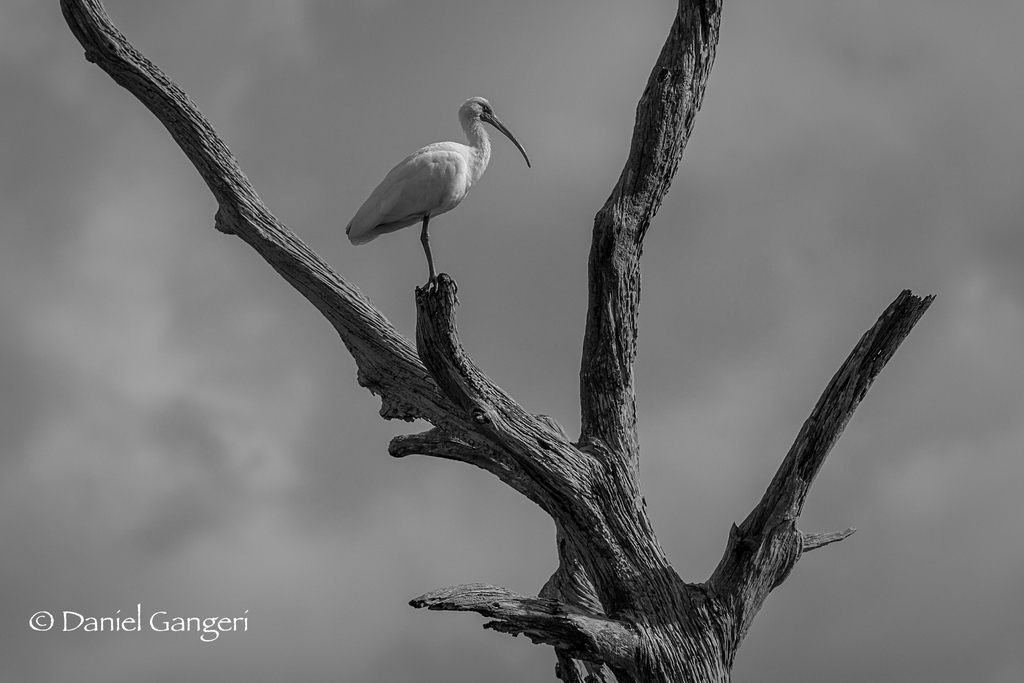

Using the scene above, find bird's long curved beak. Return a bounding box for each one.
[482,112,531,168]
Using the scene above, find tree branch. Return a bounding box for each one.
[411,584,639,672]
[62,2,933,681]
[60,0,684,632]
[580,0,722,463]
[388,426,555,515]
[709,290,934,643]
[59,0,467,432]
[751,291,933,530]
[802,527,857,552]
[388,427,483,463]
[414,277,663,615]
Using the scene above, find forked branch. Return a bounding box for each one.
[62,1,932,681]
[413,276,666,617]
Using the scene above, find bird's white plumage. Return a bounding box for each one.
[346,144,473,244]
[345,97,530,280]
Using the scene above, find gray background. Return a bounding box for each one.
[1,1,1022,681]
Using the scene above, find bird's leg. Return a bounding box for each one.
[420,215,437,283]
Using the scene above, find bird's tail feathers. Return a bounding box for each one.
[346,222,378,245]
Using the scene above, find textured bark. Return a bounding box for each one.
[62,1,932,681]
[581,1,720,465]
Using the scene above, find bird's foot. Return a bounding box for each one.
[417,273,457,298]
[416,273,440,296]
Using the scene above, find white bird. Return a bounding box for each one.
[345,97,531,282]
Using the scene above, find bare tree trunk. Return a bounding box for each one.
[61,1,932,681]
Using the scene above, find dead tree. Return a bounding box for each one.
[62,1,932,681]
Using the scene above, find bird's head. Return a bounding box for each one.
[459,97,531,168]
[459,96,493,124]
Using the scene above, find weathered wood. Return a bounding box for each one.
[411,583,638,669]
[581,1,722,466]
[709,290,934,647]
[62,1,931,681]
[60,0,459,430]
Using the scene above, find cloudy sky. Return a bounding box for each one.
[2,1,1023,681]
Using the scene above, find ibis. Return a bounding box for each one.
[345,97,531,282]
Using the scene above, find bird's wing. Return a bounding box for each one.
[346,145,465,244]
